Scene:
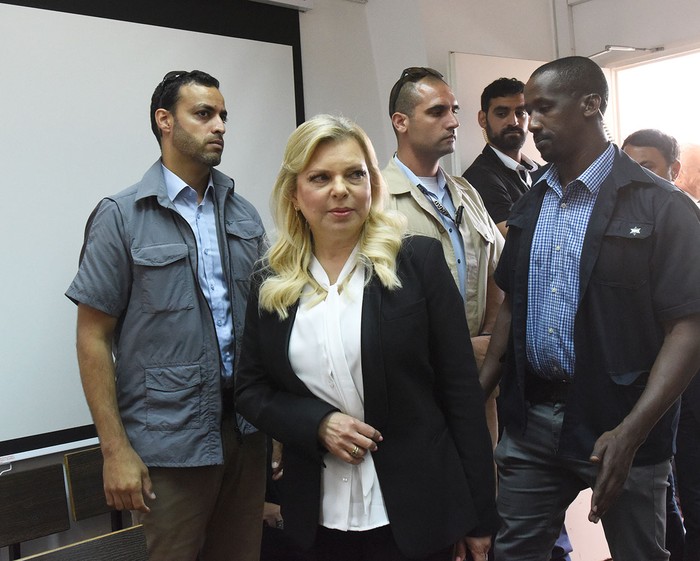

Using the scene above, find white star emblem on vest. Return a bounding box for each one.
[630,227,641,236]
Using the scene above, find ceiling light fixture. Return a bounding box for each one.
[589,44,664,59]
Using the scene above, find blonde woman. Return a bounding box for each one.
[236,115,497,561]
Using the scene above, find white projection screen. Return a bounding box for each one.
[0,3,298,460]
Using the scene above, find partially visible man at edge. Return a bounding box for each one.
[381,67,504,446]
[66,70,268,561]
[677,144,700,206]
[480,56,700,560]
[623,128,700,561]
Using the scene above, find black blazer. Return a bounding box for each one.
[235,236,498,558]
[463,145,530,224]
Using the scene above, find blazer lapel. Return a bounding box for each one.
[360,276,388,431]
[270,303,319,397]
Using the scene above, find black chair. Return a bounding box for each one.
[63,446,123,531]
[0,463,71,560]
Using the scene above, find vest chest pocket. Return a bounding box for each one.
[132,244,194,313]
[225,218,264,281]
[592,219,653,289]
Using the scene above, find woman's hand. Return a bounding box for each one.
[454,534,491,561]
[317,412,382,464]
[271,439,284,481]
[262,501,284,529]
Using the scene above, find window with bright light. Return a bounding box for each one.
[615,50,700,146]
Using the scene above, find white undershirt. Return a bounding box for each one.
[288,246,389,530]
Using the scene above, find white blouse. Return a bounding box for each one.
[288,246,389,531]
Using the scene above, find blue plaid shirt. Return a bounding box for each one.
[526,144,615,379]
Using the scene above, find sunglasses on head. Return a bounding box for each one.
[153,70,190,105]
[388,67,444,116]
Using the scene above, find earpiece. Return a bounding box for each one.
[598,109,613,142]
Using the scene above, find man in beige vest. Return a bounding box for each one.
[382,67,504,444]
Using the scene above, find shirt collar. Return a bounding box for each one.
[393,154,447,197]
[488,145,538,173]
[162,163,214,203]
[536,143,615,195]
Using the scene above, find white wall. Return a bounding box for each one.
[299,0,555,165]
[300,0,700,165]
[298,0,426,166]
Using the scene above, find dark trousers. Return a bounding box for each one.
[495,402,670,561]
[667,467,686,561]
[676,399,700,561]
[313,526,452,561]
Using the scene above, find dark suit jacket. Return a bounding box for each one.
[495,146,700,464]
[236,236,498,558]
[462,145,530,224]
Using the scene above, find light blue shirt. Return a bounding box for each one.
[163,164,235,385]
[393,155,467,298]
[526,143,614,379]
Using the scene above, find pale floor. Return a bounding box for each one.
[565,489,612,561]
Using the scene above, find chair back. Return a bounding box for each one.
[0,463,70,553]
[63,446,114,522]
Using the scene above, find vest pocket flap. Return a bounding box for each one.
[225,218,264,240]
[473,220,495,245]
[132,244,189,267]
[604,219,652,239]
[145,364,201,392]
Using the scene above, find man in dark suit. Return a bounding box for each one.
[480,56,700,560]
[462,78,539,237]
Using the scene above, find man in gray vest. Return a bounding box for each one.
[66,70,267,561]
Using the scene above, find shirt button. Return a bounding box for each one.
[548,327,554,334]
[217,320,223,327]
[204,249,209,255]
[555,245,561,251]
[551,287,557,293]
[342,477,349,483]
[457,259,461,264]
[449,228,453,233]
[560,203,567,209]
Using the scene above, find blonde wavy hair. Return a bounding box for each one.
[259,114,406,319]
